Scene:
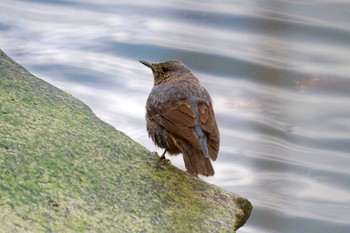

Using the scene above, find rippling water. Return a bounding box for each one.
[1,1,350,232]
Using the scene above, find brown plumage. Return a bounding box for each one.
[139,60,220,176]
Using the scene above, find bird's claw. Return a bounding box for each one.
[160,154,171,164]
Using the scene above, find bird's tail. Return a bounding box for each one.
[181,142,214,176]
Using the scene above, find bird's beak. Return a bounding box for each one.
[139,60,153,69]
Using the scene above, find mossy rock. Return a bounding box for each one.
[0,49,252,233]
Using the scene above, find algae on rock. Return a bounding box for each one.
[0,49,252,232]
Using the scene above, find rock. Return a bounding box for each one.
[0,49,252,233]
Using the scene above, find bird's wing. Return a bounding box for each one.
[148,99,219,160]
[198,102,220,160]
[148,99,201,150]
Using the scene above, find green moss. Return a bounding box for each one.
[0,49,252,232]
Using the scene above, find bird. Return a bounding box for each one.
[139,60,220,176]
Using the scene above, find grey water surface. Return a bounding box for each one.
[1,1,350,233]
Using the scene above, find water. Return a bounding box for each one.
[1,1,350,232]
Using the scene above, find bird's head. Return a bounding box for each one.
[139,60,190,85]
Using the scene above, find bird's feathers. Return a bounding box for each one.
[148,98,219,176]
[198,102,220,161]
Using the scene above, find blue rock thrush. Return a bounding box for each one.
[139,60,220,176]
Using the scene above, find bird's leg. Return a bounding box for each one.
[160,150,171,163]
[160,150,166,159]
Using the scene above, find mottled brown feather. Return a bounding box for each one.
[198,102,220,161]
[151,99,201,150]
[181,141,214,176]
[151,99,216,176]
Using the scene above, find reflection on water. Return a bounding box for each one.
[1,1,350,232]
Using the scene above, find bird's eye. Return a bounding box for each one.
[161,66,169,73]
